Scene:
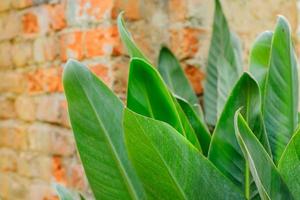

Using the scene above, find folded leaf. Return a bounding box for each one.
[234,111,293,200]
[127,58,201,151]
[63,59,145,199]
[173,96,202,152]
[249,31,273,97]
[117,13,149,62]
[158,46,199,105]
[127,58,184,134]
[204,0,242,125]
[263,16,299,164]
[177,97,211,156]
[124,109,243,200]
[208,72,271,199]
[278,128,300,199]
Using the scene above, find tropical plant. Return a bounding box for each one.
[57,0,300,199]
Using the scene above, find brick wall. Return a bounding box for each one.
[0,0,297,199]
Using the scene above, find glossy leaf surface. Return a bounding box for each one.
[234,112,292,200]
[124,109,243,200]
[278,128,300,199]
[177,97,211,156]
[263,16,299,164]
[63,60,145,200]
[158,46,198,104]
[127,58,201,150]
[249,31,273,96]
[173,96,202,151]
[209,73,271,198]
[204,0,242,125]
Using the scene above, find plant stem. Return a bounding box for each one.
[245,160,250,200]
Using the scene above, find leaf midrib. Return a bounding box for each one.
[73,70,139,200]
[133,114,187,200]
[236,120,271,200]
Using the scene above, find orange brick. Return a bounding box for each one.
[184,64,205,95]
[110,25,123,56]
[112,0,140,20]
[52,156,66,184]
[26,67,63,94]
[46,3,66,31]
[84,26,121,58]
[22,12,39,34]
[79,0,113,20]
[60,31,83,61]
[170,28,206,59]
[84,28,106,57]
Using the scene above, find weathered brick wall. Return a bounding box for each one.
[0,0,297,199]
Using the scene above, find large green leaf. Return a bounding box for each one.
[234,111,293,200]
[158,46,199,104]
[124,109,243,199]
[204,0,242,125]
[127,58,201,151]
[208,72,271,199]
[177,97,211,156]
[249,31,273,97]
[278,128,300,199]
[263,16,299,164]
[117,13,149,62]
[63,59,145,199]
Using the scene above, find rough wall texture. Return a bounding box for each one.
[0,0,297,199]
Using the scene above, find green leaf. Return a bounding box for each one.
[127,58,201,151]
[263,16,299,164]
[158,46,199,104]
[231,32,243,70]
[234,111,293,200]
[63,59,145,200]
[55,184,76,200]
[173,96,202,152]
[124,109,243,200]
[249,31,273,97]
[117,12,149,62]
[193,104,205,122]
[204,0,243,125]
[278,128,300,199]
[208,72,271,199]
[177,97,211,156]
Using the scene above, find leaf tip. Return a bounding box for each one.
[275,15,291,34]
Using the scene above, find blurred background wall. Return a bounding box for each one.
[0,0,298,199]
